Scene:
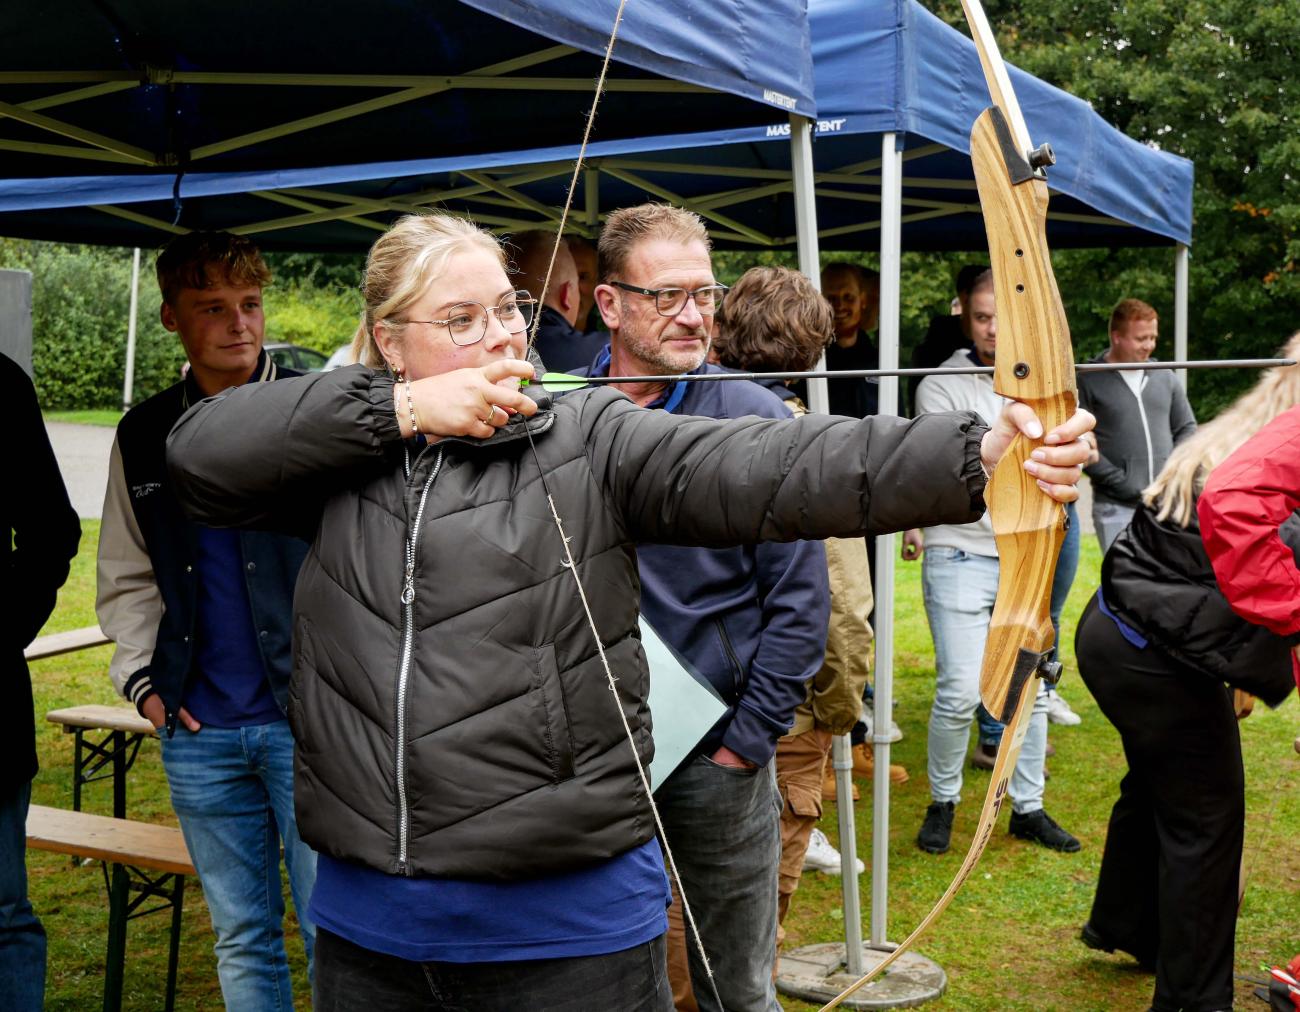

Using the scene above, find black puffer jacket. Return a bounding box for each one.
[167,366,988,880]
[1103,501,1299,706]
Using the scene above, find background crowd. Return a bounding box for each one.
[4,203,1297,1012]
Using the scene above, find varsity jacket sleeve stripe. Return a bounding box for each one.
[96,435,162,711]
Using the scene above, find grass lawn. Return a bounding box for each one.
[29,522,1299,1010]
[43,410,124,427]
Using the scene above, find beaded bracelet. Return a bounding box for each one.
[404,378,421,435]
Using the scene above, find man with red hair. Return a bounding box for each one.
[1079,298,1196,553]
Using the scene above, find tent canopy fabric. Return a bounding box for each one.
[0,0,812,176]
[0,0,1191,252]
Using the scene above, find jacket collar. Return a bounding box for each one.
[182,348,276,410]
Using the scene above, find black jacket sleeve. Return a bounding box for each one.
[5,355,80,648]
[165,365,402,535]
[577,388,989,544]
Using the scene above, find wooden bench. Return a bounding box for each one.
[25,624,110,661]
[28,804,192,1012]
[47,705,155,819]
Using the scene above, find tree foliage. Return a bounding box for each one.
[929,0,1299,415]
[0,240,361,409]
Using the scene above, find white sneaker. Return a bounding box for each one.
[802,828,864,875]
[1045,689,1082,726]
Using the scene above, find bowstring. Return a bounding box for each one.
[516,2,722,1006]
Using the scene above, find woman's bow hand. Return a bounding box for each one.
[979,403,1096,503]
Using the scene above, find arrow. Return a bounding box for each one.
[530,358,1293,392]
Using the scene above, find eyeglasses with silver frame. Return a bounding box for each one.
[404,290,537,347]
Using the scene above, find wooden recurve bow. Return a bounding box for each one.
[821,1,1076,1006]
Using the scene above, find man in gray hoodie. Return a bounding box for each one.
[1079,299,1197,553]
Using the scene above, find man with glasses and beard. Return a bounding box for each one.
[587,204,830,1011]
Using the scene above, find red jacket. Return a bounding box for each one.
[1198,405,1300,686]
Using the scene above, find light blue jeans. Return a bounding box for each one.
[921,548,1049,814]
[159,719,316,1011]
[977,499,1080,746]
[0,780,44,1012]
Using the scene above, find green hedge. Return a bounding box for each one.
[0,240,362,410]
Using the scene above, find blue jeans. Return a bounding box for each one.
[977,500,1080,746]
[159,719,316,1011]
[656,754,782,1012]
[921,548,1049,813]
[0,780,44,1012]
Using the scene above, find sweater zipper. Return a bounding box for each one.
[1134,376,1155,485]
[395,444,443,872]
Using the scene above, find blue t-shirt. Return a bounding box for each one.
[186,526,282,728]
[309,839,670,963]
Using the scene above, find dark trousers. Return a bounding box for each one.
[1075,596,1243,1012]
[313,927,672,1011]
[657,755,782,1012]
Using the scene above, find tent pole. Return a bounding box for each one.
[791,114,829,415]
[1174,243,1189,390]
[122,247,140,412]
[794,111,868,975]
[871,131,903,947]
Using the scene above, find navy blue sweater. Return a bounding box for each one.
[588,355,831,766]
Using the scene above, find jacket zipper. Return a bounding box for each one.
[1133,375,1156,485]
[395,444,443,872]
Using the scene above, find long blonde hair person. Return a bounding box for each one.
[1144,332,1300,526]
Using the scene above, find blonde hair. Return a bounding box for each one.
[1145,332,1300,526]
[597,203,711,283]
[351,213,505,369]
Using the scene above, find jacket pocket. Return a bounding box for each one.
[713,618,745,702]
[533,644,575,784]
[287,614,315,737]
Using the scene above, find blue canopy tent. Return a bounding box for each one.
[0,0,1187,253]
[0,0,819,246]
[2,1,1192,982]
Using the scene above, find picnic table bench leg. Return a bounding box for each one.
[72,729,84,812]
[111,730,126,819]
[164,874,186,1012]
[103,862,129,1012]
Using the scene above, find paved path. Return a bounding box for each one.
[46,421,115,520]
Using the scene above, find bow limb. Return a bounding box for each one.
[819,3,1075,1006]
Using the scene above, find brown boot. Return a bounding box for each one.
[822,768,860,802]
[851,743,909,785]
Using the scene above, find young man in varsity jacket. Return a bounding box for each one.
[96,233,315,1010]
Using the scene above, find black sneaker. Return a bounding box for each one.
[917,801,955,854]
[1009,809,1081,852]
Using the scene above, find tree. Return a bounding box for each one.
[931,0,1300,415]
